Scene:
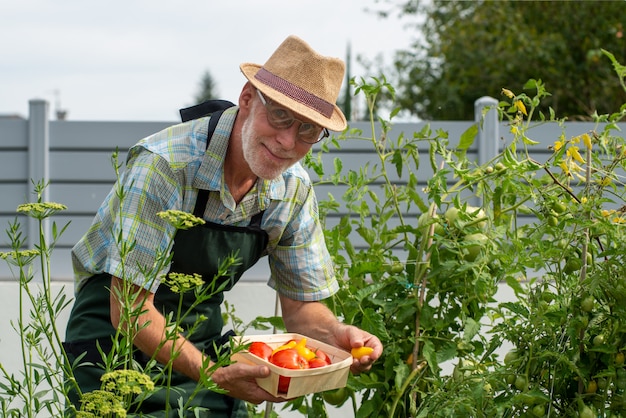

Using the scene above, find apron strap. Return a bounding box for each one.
[192,109,266,226]
[179,99,235,123]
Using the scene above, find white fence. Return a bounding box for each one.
[1,98,619,282]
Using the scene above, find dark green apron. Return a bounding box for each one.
[65,149,268,416]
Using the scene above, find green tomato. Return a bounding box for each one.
[579,405,595,418]
[417,212,444,236]
[462,233,488,261]
[453,359,479,382]
[466,206,487,229]
[532,404,546,417]
[389,261,404,274]
[564,258,582,274]
[593,335,605,347]
[580,296,594,313]
[514,375,528,391]
[547,215,559,227]
[552,201,567,214]
[322,387,349,406]
[444,205,487,230]
[445,206,461,225]
[504,349,520,365]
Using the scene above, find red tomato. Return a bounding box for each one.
[249,341,273,361]
[278,376,291,393]
[270,348,309,393]
[308,358,329,368]
[314,348,332,365]
[270,348,309,370]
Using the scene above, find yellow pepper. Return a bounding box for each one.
[294,338,317,361]
[272,340,297,355]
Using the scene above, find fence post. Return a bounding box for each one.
[474,96,499,166]
[474,96,499,208]
[28,99,50,254]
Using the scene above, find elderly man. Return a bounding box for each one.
[64,35,382,417]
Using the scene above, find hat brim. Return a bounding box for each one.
[240,63,347,132]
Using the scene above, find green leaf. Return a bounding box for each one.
[522,135,540,145]
[462,318,480,342]
[360,307,389,341]
[456,124,478,155]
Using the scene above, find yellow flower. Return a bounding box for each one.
[567,146,585,164]
[163,272,205,294]
[16,202,67,219]
[79,390,126,417]
[515,100,527,116]
[601,209,613,217]
[553,140,564,151]
[582,133,592,150]
[501,88,515,99]
[157,210,205,230]
[0,249,40,266]
[101,369,155,397]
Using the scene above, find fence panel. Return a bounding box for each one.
[1,99,624,281]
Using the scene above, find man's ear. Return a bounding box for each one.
[238,82,255,113]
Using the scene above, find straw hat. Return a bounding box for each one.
[240,35,347,132]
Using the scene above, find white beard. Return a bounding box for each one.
[241,113,296,180]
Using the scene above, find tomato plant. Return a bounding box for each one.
[280,51,626,417]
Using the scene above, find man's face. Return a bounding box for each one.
[241,94,314,180]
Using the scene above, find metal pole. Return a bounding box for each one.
[263,293,281,417]
[27,99,50,258]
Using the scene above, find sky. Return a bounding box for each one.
[1,0,415,122]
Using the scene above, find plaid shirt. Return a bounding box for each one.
[71,107,338,302]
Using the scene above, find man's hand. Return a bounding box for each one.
[210,363,289,404]
[278,295,383,375]
[332,323,382,374]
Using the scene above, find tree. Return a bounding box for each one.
[194,70,219,104]
[383,0,626,120]
[340,42,353,121]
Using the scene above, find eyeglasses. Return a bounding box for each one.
[256,90,329,144]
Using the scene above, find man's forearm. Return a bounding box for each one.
[109,276,210,382]
[278,295,342,345]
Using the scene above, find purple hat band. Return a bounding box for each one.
[254,67,334,118]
